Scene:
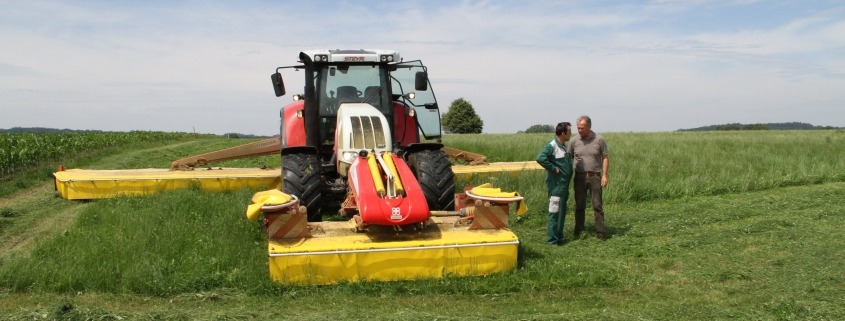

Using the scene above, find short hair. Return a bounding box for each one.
[555,122,571,136]
[577,115,592,126]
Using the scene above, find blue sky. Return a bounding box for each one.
[2,0,844,135]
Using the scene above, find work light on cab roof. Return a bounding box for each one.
[300,49,400,63]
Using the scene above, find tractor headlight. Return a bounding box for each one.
[342,152,357,163]
[315,55,328,62]
[380,55,394,62]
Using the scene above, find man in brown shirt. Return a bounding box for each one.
[569,115,609,239]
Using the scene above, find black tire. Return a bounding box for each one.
[282,153,323,222]
[408,149,456,211]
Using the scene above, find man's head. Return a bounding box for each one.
[577,115,592,139]
[555,122,571,142]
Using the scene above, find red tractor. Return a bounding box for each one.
[270,49,456,224]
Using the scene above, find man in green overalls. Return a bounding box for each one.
[535,122,573,245]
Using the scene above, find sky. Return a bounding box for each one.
[2,0,844,136]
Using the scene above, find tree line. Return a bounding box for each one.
[677,122,842,131]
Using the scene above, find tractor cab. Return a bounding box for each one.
[272,49,442,156]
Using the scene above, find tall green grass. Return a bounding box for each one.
[444,130,845,203]
[607,130,845,201]
[0,188,273,296]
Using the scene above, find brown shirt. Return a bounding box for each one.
[569,131,608,173]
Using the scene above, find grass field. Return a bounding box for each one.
[1,130,844,320]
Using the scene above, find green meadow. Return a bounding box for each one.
[1,130,844,320]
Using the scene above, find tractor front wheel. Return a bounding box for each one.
[282,153,322,222]
[409,149,455,211]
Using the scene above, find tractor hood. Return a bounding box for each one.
[334,103,393,167]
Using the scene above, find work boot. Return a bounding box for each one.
[574,221,585,234]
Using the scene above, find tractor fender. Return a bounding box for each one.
[281,146,318,156]
[280,100,306,148]
[400,142,444,156]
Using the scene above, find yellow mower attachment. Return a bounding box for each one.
[53,167,280,200]
[247,185,527,285]
[51,162,541,200]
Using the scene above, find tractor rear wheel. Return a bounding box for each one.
[409,149,455,211]
[282,153,322,222]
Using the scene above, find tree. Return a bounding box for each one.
[441,98,483,134]
[742,123,769,130]
[522,124,554,133]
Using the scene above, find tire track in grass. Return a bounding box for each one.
[0,183,89,261]
[0,140,214,261]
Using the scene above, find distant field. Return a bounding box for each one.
[1,130,844,320]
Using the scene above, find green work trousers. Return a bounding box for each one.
[547,192,568,245]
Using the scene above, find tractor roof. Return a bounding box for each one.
[300,49,400,63]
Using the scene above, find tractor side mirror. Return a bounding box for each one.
[271,72,286,97]
[415,71,428,91]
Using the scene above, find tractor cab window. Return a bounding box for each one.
[391,60,441,140]
[318,65,386,116]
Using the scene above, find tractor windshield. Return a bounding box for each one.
[317,65,386,116]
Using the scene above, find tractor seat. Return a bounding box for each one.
[336,86,359,103]
[364,86,380,101]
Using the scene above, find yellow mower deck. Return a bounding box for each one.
[268,217,519,285]
[252,186,524,285]
[452,161,541,180]
[53,168,281,200]
[53,162,541,200]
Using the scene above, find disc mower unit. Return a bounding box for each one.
[53,167,280,200]
[51,162,541,200]
[248,185,525,285]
